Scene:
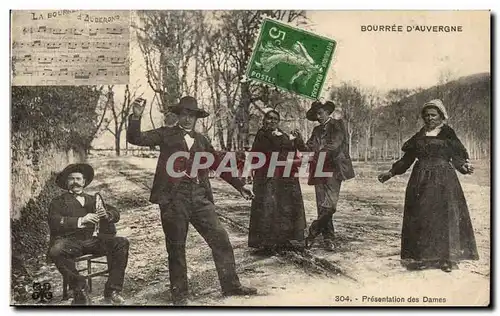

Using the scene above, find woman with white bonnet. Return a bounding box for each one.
[378,99,478,272]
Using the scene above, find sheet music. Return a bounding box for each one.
[11,10,130,86]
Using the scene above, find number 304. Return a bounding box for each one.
[335,296,350,302]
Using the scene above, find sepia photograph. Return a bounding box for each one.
[9,9,491,307]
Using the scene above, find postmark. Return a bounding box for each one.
[246,17,336,100]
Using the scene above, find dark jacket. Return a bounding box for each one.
[48,192,120,241]
[250,128,303,179]
[389,124,470,175]
[126,116,244,205]
[297,118,355,184]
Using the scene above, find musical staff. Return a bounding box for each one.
[13,54,127,65]
[14,68,130,78]
[11,10,130,86]
[12,40,129,50]
[22,26,126,36]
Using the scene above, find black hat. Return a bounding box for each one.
[55,163,94,190]
[168,96,210,118]
[306,100,335,121]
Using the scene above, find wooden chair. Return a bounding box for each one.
[62,254,109,300]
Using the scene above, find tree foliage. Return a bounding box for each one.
[373,73,490,159]
[136,10,306,150]
[136,10,204,116]
[11,86,103,153]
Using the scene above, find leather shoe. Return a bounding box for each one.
[323,239,335,251]
[440,261,452,273]
[72,285,91,305]
[223,285,258,297]
[305,221,321,249]
[406,262,428,271]
[104,291,125,305]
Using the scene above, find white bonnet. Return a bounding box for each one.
[422,99,449,120]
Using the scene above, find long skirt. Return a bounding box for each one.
[401,159,479,262]
[248,177,306,249]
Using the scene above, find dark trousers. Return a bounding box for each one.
[49,236,129,295]
[314,177,342,240]
[159,180,241,301]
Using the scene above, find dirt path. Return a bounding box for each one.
[25,156,490,306]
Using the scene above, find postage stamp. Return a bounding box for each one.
[246,17,336,100]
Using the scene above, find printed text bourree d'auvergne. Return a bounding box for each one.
[361,24,463,33]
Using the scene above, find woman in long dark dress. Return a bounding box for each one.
[248,109,306,253]
[378,99,479,272]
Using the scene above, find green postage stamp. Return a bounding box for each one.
[246,17,336,100]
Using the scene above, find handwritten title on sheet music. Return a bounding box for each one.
[30,10,122,24]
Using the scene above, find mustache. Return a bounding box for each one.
[69,184,83,188]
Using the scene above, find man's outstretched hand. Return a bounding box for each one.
[240,184,255,200]
[131,97,146,119]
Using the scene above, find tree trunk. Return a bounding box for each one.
[125,119,128,155]
[149,97,156,129]
[474,141,479,160]
[348,130,353,158]
[216,120,226,150]
[397,118,403,159]
[115,133,121,156]
[236,82,252,151]
[226,121,236,151]
[384,139,388,160]
[160,50,180,112]
[209,73,226,150]
[364,126,370,162]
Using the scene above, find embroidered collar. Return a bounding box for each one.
[425,123,444,136]
[271,129,283,136]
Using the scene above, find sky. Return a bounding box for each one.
[308,10,490,92]
[93,10,491,148]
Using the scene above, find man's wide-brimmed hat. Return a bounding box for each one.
[306,100,336,121]
[168,96,210,118]
[56,163,94,190]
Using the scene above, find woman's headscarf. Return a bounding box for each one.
[421,99,449,120]
[261,107,282,135]
[262,107,280,120]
